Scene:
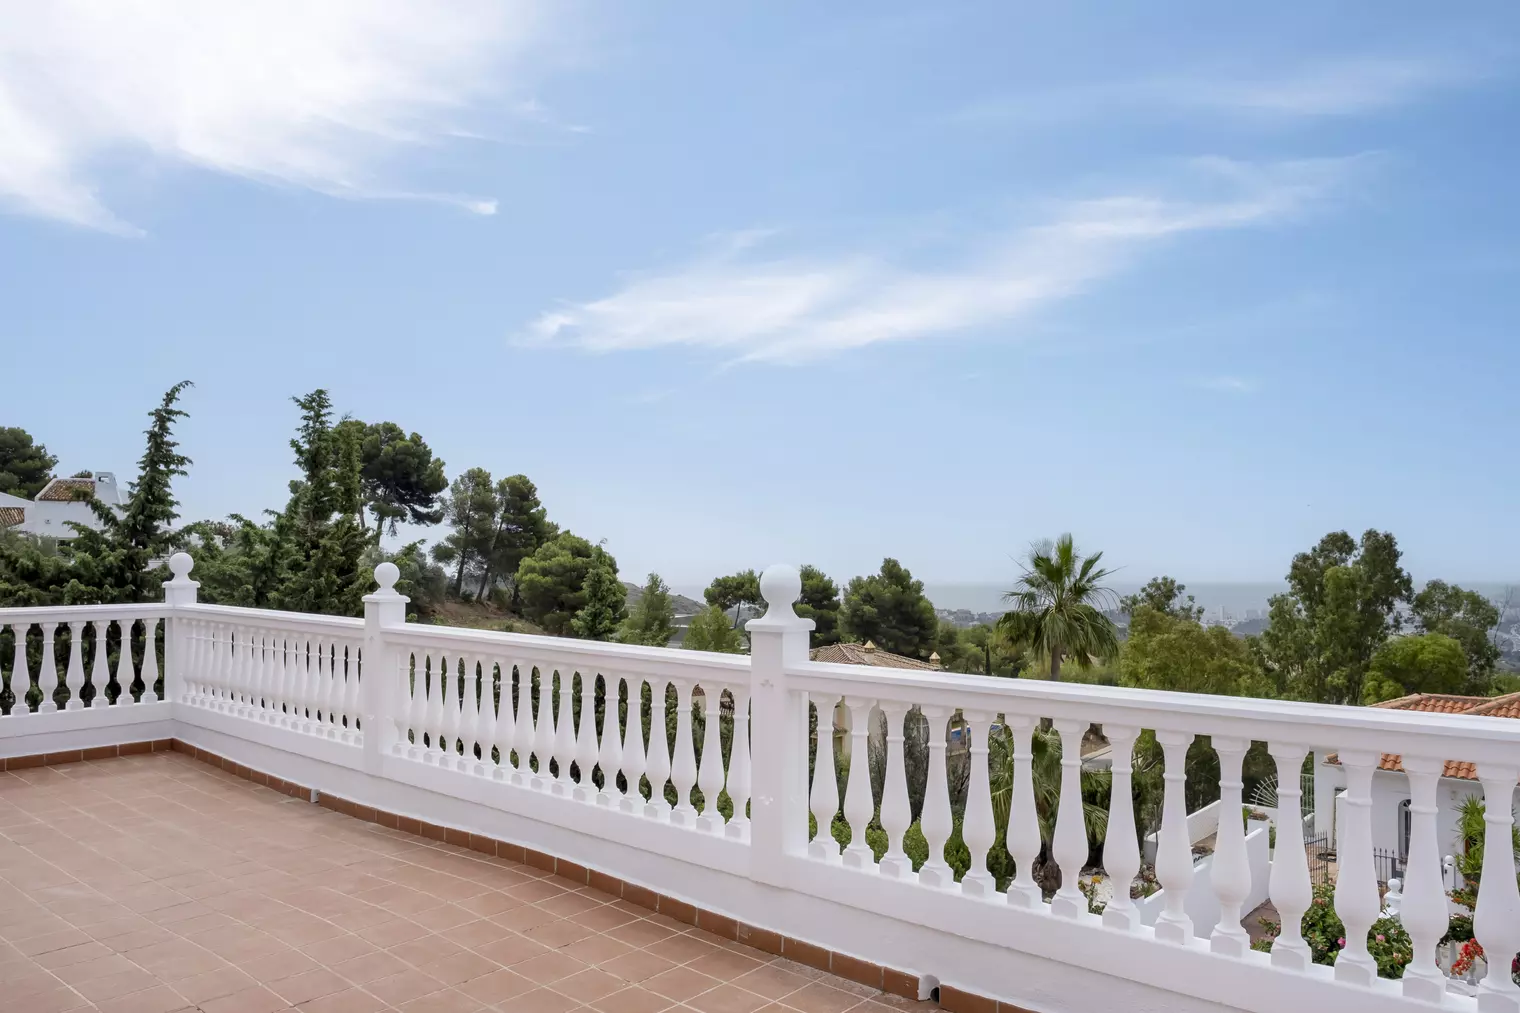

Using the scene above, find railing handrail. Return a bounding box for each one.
[174,602,365,633]
[0,602,172,623]
[381,618,753,681]
[792,657,1520,762]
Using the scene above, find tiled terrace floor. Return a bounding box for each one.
[0,753,932,1013]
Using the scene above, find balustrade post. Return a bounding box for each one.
[1400,756,1451,1002]
[1101,725,1142,932]
[919,705,957,890]
[37,622,58,713]
[725,689,752,840]
[670,680,699,824]
[877,701,913,879]
[1154,729,1195,944]
[1050,720,1089,918]
[747,565,814,888]
[1005,715,1043,909]
[64,621,86,710]
[162,552,198,707]
[1474,764,1520,1013]
[1332,750,1380,986]
[960,709,997,898]
[695,683,726,833]
[597,675,624,806]
[1267,743,1312,971]
[1210,736,1252,955]
[573,673,599,801]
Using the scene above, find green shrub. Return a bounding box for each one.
[1250,882,1412,978]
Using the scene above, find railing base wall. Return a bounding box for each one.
[1,736,175,770]
[0,701,175,763]
[168,722,1258,1013]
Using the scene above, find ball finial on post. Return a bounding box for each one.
[374,561,400,595]
[759,563,802,619]
[168,552,195,581]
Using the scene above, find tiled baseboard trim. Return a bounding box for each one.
[1,738,175,770]
[9,738,1033,1013]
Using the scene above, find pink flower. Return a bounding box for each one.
[1376,934,1385,943]
[1337,937,1346,946]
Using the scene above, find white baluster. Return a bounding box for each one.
[112,619,134,704]
[1102,725,1142,931]
[620,677,648,813]
[877,701,912,878]
[491,660,516,777]
[475,659,497,775]
[37,622,58,712]
[1048,720,1089,917]
[573,673,599,802]
[669,680,698,824]
[201,624,219,708]
[217,624,236,711]
[239,629,257,717]
[725,689,751,840]
[64,621,86,710]
[394,651,416,755]
[696,683,726,832]
[141,618,159,704]
[1267,743,1312,970]
[841,697,877,870]
[457,656,481,771]
[85,620,108,708]
[597,674,624,806]
[1007,715,1045,908]
[532,667,556,790]
[513,663,536,784]
[424,652,445,762]
[1210,736,1251,954]
[960,709,996,896]
[644,678,672,819]
[342,644,362,743]
[409,653,431,758]
[1400,756,1450,1000]
[808,693,841,861]
[1474,762,1520,1013]
[551,670,576,795]
[1332,750,1379,985]
[251,630,269,718]
[918,705,955,888]
[266,632,285,723]
[1154,730,1196,944]
[317,638,335,732]
[9,624,30,713]
[439,654,461,763]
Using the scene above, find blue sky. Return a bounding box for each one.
[2,2,1518,589]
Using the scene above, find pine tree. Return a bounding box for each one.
[684,604,743,653]
[430,468,498,596]
[269,391,369,616]
[620,573,677,646]
[571,554,626,641]
[478,474,553,604]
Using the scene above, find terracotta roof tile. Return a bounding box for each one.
[34,478,96,502]
[0,506,23,526]
[809,643,941,671]
[1327,692,1520,780]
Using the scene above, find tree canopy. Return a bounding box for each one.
[1120,576,1204,623]
[997,534,1119,681]
[1122,606,1261,696]
[430,468,498,595]
[839,558,938,659]
[336,420,448,543]
[705,569,760,626]
[684,604,744,653]
[621,572,677,646]
[797,564,842,647]
[480,475,553,605]
[1257,529,1413,705]
[1411,579,1501,692]
[571,553,627,641]
[0,427,57,499]
[1362,633,1469,704]
[515,533,612,635]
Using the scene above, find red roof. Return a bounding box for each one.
[1332,693,1520,781]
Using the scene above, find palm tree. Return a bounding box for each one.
[998,534,1120,681]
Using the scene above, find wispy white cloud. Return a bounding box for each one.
[521,157,1361,365]
[1195,375,1255,393]
[0,1,557,233]
[955,55,1488,125]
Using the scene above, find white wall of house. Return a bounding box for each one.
[7,472,121,538]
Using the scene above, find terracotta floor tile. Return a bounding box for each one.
[731,965,815,1001]
[494,986,584,1013]
[643,966,723,1003]
[74,965,162,1002]
[687,983,774,1013]
[294,985,390,1013]
[416,948,500,985]
[196,984,290,1013]
[511,949,588,985]
[455,966,535,1004]
[600,949,679,983]
[267,966,348,1004]
[395,986,491,1013]
[474,932,551,967]
[331,946,410,985]
[364,967,447,1006]
[777,982,865,1013]
[172,965,260,1003]
[588,985,679,1013]
[555,967,628,1003]
[93,982,194,1013]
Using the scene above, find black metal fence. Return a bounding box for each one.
[1306,832,1334,885]
[1372,847,1404,886]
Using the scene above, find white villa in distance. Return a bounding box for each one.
[0,471,121,537]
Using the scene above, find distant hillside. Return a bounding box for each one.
[425,597,546,635]
[624,581,705,616]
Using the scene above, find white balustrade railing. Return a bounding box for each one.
[1,555,1518,1013]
